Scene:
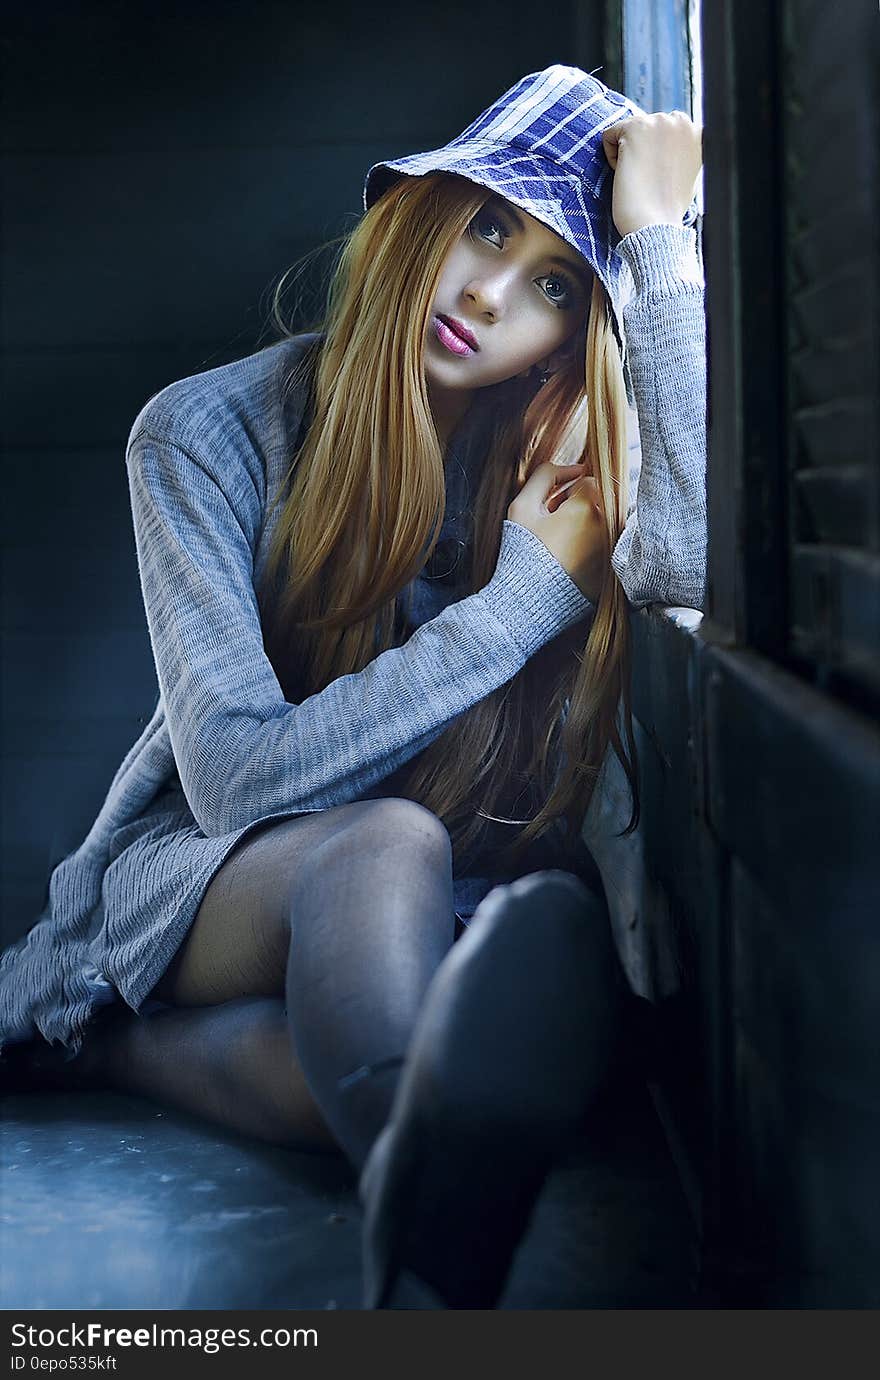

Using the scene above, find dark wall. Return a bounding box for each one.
[694,0,880,1306]
[1,1,604,943]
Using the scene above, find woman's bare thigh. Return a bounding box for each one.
[147,805,361,1008]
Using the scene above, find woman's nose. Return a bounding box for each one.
[464,270,513,320]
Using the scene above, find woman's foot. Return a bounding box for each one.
[359,869,623,1309]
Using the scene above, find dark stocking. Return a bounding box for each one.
[283,798,456,1170]
[361,869,624,1308]
[6,799,455,1177]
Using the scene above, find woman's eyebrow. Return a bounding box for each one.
[491,200,591,289]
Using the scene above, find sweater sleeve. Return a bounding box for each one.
[125,432,591,836]
[609,222,707,611]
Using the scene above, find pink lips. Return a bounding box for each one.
[434,314,477,356]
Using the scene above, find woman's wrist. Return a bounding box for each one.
[616,222,703,297]
[478,520,592,659]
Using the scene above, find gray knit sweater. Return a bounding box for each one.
[0,222,706,1053]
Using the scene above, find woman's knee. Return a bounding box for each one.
[483,868,604,916]
[295,797,453,891]
[350,797,452,856]
[475,869,615,966]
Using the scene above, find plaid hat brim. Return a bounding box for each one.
[364,137,625,307]
[365,139,698,293]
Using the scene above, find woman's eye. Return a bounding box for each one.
[471,212,508,248]
[467,212,576,309]
[538,273,575,309]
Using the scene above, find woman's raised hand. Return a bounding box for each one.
[601,110,703,241]
[507,461,609,604]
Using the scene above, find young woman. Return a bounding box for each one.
[0,65,706,1307]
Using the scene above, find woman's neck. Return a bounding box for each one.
[429,384,476,453]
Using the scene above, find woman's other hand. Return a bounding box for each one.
[602,111,703,240]
[507,461,609,603]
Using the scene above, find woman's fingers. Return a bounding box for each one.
[601,124,623,171]
[519,459,589,504]
[602,110,703,239]
[545,477,578,513]
[511,461,598,520]
[551,472,603,512]
[507,464,608,601]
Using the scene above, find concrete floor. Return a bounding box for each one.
[1,1076,696,1310]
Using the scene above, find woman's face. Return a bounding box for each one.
[424,193,591,401]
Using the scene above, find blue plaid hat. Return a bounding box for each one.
[364,64,701,404]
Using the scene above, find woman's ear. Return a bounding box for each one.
[525,348,570,385]
[519,342,577,382]
[542,341,577,375]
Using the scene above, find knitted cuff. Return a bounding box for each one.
[477,520,592,659]
[616,223,704,297]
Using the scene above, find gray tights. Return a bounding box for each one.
[89,799,455,1170]
[77,797,612,1177]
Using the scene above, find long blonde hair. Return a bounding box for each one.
[256,172,638,871]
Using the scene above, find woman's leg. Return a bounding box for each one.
[71,798,456,1166]
[85,996,336,1151]
[361,869,624,1308]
